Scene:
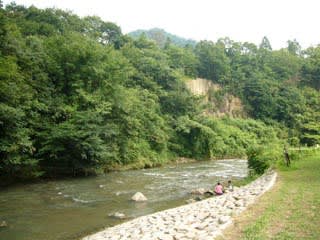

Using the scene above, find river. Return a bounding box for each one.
[0,159,247,240]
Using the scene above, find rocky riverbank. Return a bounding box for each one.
[83,170,277,240]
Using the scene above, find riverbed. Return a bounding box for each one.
[0,159,247,240]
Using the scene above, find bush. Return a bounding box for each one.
[247,144,282,174]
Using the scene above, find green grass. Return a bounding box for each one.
[220,148,320,240]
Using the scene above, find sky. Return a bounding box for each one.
[2,0,320,49]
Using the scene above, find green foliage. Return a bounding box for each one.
[191,37,318,149]
[301,120,320,146]
[0,54,40,180]
[195,40,231,84]
[229,149,320,240]
[247,143,282,174]
[301,46,320,90]
[165,44,199,77]
[1,2,319,185]
[83,16,123,48]
[172,116,282,162]
[269,49,301,81]
[208,88,225,108]
[111,87,169,166]
[37,108,111,174]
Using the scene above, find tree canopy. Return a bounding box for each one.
[0,3,319,184]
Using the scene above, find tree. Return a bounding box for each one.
[259,36,272,51]
[165,43,198,77]
[299,88,320,146]
[0,0,6,48]
[287,39,302,56]
[267,49,301,82]
[1,2,319,184]
[243,78,278,121]
[0,56,39,180]
[36,98,115,175]
[300,46,320,90]
[83,16,122,47]
[195,40,231,84]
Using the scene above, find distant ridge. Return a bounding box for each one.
[128,28,197,47]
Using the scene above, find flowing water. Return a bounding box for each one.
[0,159,247,240]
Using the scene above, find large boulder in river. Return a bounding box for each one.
[0,221,7,227]
[131,192,148,201]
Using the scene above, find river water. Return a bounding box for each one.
[0,159,247,240]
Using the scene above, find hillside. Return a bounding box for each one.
[0,2,319,184]
[128,28,197,47]
[186,78,245,117]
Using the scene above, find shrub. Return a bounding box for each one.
[247,144,282,174]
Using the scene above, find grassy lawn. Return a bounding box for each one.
[219,149,320,240]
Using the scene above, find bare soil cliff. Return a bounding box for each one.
[186,78,246,117]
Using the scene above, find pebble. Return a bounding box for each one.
[83,171,277,240]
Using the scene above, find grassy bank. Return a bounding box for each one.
[219,148,320,240]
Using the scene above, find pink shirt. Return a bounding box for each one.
[215,185,223,194]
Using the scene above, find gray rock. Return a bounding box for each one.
[81,171,278,240]
[186,231,196,239]
[232,195,241,200]
[195,196,203,201]
[131,192,148,201]
[190,188,207,195]
[223,200,233,207]
[218,216,231,224]
[195,223,208,230]
[235,200,244,207]
[0,221,7,227]
[185,199,196,204]
[108,212,126,219]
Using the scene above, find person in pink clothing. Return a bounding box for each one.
[214,182,224,195]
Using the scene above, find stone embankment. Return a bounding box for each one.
[83,171,277,240]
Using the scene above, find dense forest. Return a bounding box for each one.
[0,2,319,184]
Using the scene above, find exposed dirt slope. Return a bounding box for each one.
[186,78,246,117]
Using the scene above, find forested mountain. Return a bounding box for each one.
[128,28,197,47]
[0,2,319,184]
